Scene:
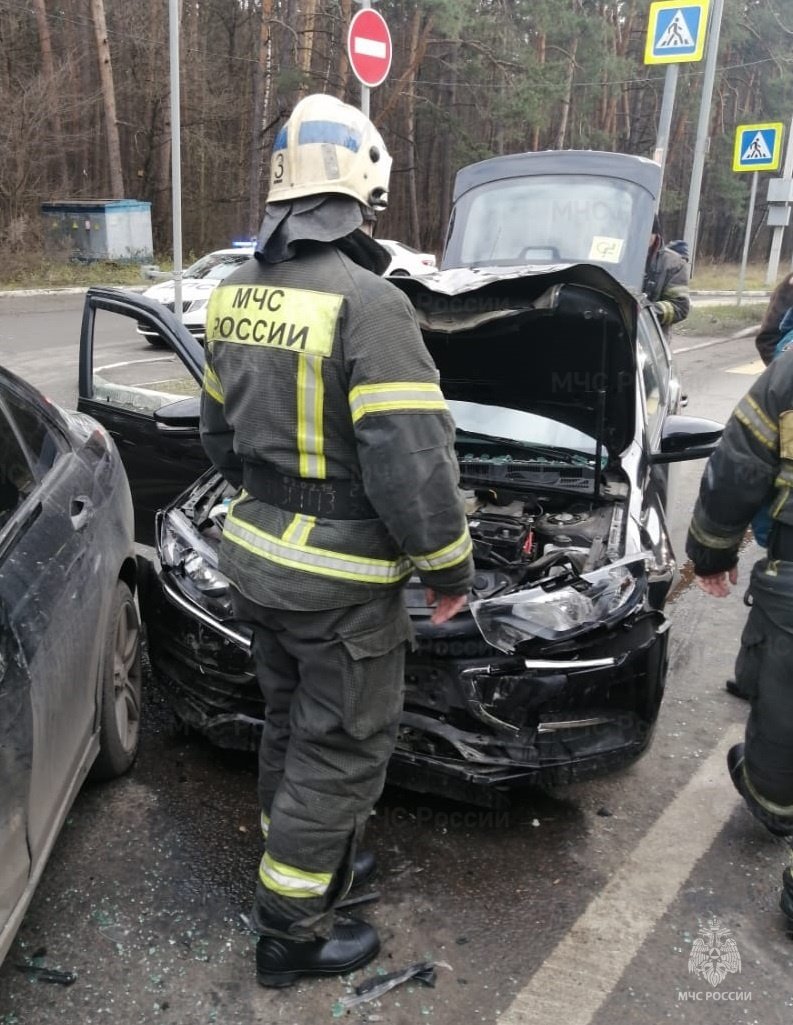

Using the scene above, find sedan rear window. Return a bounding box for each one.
[451,175,640,270]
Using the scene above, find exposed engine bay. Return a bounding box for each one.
[166,466,630,627]
[463,486,626,602]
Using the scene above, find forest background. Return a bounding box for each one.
[2,0,793,267]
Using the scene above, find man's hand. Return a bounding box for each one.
[425,590,468,625]
[695,566,738,598]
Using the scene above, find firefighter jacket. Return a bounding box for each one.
[686,352,793,575]
[756,273,793,366]
[199,242,475,611]
[643,242,690,328]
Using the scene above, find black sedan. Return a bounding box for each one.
[74,150,722,804]
[0,366,141,964]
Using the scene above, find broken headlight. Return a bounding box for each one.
[160,508,233,615]
[470,555,647,653]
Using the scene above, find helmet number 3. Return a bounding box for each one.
[273,152,285,183]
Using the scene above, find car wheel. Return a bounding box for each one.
[390,268,409,276]
[90,580,142,781]
[145,334,168,348]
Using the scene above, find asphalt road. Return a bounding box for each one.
[1,292,789,1025]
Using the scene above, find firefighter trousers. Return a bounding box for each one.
[735,558,793,814]
[231,587,412,940]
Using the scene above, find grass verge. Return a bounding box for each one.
[676,304,762,338]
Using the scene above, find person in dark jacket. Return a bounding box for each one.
[686,349,793,928]
[199,94,474,988]
[643,214,691,330]
[756,273,793,365]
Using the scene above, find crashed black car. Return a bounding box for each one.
[77,150,722,803]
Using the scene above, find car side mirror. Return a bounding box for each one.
[154,396,200,433]
[649,414,724,464]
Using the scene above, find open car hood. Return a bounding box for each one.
[441,150,661,292]
[392,263,638,456]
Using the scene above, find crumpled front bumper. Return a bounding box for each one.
[144,566,669,798]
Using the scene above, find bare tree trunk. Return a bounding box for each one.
[336,0,353,100]
[404,8,424,247]
[31,0,68,190]
[296,0,318,99]
[249,0,274,235]
[90,0,124,196]
[554,38,578,149]
[147,0,171,247]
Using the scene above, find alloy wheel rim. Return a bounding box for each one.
[113,599,141,751]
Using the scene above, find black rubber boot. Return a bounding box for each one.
[727,743,793,838]
[780,866,793,931]
[351,849,377,889]
[256,916,380,988]
[725,678,750,700]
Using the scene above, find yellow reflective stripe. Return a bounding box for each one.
[282,514,316,545]
[207,284,343,357]
[224,504,412,584]
[411,529,473,573]
[735,404,777,452]
[688,517,744,550]
[349,381,447,424]
[746,395,776,435]
[260,812,270,838]
[259,852,332,898]
[655,301,675,325]
[772,485,790,518]
[297,355,326,478]
[202,364,223,404]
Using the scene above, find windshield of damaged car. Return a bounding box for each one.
[183,252,251,281]
[449,400,597,458]
[448,175,640,272]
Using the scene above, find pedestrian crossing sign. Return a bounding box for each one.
[644,0,710,64]
[732,123,784,172]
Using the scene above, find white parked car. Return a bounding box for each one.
[377,239,437,277]
[139,246,254,345]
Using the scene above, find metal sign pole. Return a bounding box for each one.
[654,64,679,196]
[169,0,182,324]
[737,171,758,307]
[360,0,371,117]
[766,115,793,285]
[682,0,724,261]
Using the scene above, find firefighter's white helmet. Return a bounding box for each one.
[267,94,392,211]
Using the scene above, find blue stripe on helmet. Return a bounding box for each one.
[273,127,288,151]
[298,120,361,152]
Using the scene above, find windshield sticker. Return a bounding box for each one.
[589,236,624,263]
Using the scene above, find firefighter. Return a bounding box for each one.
[199,93,474,987]
[685,350,793,927]
[643,214,690,331]
[756,272,793,366]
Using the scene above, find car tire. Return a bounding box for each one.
[390,268,409,276]
[90,580,142,781]
[145,334,168,348]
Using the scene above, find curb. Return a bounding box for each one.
[0,284,148,299]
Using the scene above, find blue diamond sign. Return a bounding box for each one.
[732,123,784,173]
[644,0,710,64]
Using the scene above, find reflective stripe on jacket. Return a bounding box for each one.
[643,243,690,327]
[199,244,474,610]
[686,353,793,575]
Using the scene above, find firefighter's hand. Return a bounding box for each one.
[695,567,738,598]
[426,590,468,624]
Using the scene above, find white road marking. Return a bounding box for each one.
[672,337,738,355]
[725,358,765,375]
[497,725,743,1025]
[353,36,387,59]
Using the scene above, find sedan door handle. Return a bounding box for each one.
[70,496,94,530]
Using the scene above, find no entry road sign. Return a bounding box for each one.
[348,8,392,89]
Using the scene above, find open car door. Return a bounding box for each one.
[77,287,209,544]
